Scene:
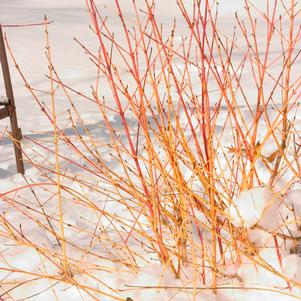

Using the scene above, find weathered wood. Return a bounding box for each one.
[0,24,24,174]
[0,107,9,119]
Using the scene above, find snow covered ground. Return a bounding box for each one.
[0,1,301,300]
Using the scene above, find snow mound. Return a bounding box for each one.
[228,187,281,230]
[285,190,301,215]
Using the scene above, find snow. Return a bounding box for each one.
[1,0,301,300]
[228,187,280,230]
[283,255,301,282]
[285,190,301,215]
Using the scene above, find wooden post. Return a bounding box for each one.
[0,24,24,174]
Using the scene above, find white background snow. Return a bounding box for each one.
[0,1,301,301]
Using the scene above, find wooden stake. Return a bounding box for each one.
[0,24,24,174]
